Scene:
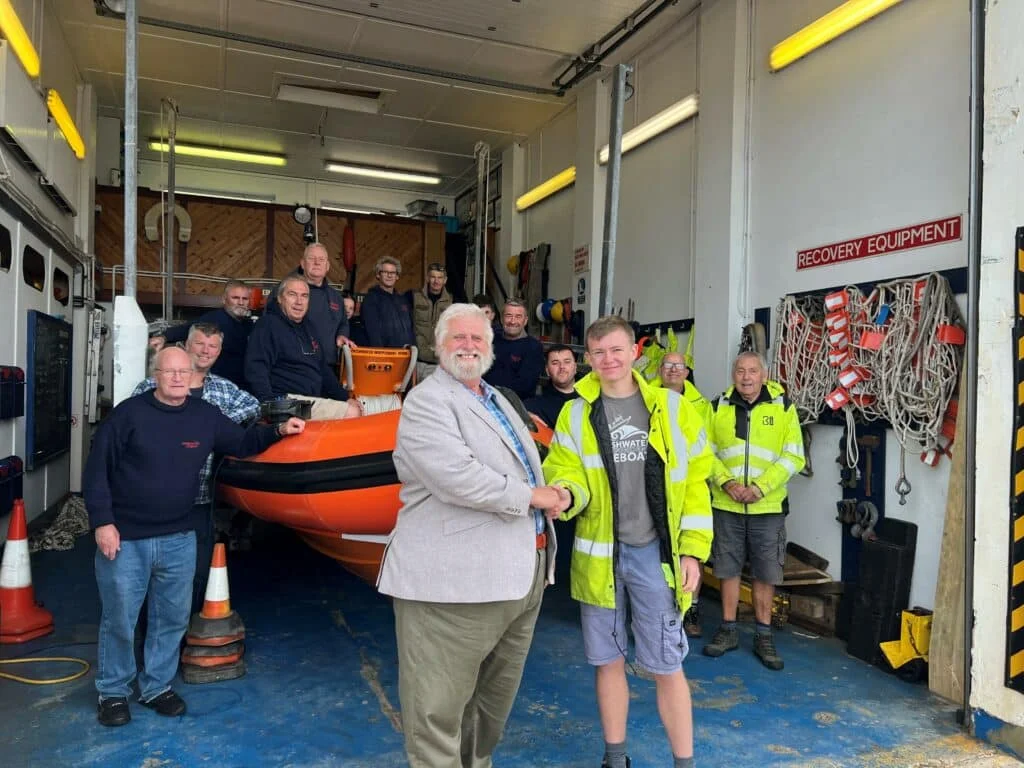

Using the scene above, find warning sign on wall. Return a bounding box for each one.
[574,244,590,275]
[796,215,963,271]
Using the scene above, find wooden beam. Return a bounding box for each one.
[265,206,274,279]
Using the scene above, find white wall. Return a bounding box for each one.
[521,104,577,302]
[612,18,698,324]
[742,0,969,610]
[972,0,1024,727]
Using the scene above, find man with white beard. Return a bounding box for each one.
[377,303,569,768]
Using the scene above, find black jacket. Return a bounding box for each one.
[265,270,349,365]
[244,303,349,402]
[360,286,415,348]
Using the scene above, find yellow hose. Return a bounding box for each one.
[0,656,90,685]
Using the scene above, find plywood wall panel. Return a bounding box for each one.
[184,202,266,295]
[95,189,165,295]
[353,218,423,294]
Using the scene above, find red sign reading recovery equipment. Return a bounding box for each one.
[796,215,963,271]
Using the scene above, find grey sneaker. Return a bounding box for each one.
[702,625,739,657]
[754,633,784,670]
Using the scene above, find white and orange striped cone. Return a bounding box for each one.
[182,543,246,684]
[0,499,54,643]
[185,543,245,647]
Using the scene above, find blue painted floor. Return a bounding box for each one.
[1,524,1017,767]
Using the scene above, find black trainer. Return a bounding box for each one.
[600,758,631,768]
[754,633,784,670]
[683,605,703,638]
[139,689,187,716]
[702,625,740,657]
[97,696,131,727]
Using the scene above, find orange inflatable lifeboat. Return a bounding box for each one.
[217,347,553,584]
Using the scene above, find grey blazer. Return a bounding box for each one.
[377,366,556,603]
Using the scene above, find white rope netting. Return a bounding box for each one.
[772,273,964,470]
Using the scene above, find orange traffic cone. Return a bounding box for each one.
[0,499,54,643]
[185,543,245,647]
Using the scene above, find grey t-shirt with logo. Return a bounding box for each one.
[603,390,655,546]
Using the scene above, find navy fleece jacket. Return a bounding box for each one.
[360,286,415,348]
[83,391,282,540]
[265,270,349,365]
[484,334,545,400]
[244,304,349,402]
[162,308,253,389]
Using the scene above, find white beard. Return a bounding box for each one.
[440,348,494,382]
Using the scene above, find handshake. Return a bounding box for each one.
[530,485,573,520]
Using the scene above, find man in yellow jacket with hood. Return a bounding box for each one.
[543,315,712,768]
[701,351,805,671]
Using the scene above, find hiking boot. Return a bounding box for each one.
[97,696,130,727]
[683,605,703,638]
[702,625,739,657]
[754,633,784,670]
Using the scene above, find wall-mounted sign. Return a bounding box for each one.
[577,276,587,306]
[574,244,590,275]
[796,215,963,271]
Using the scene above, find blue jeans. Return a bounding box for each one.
[95,531,196,702]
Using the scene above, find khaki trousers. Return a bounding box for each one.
[393,551,546,768]
[285,393,351,420]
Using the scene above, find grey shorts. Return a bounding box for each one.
[711,509,786,585]
[579,539,688,675]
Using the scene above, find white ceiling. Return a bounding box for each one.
[55,0,689,196]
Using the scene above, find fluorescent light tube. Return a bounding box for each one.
[770,0,907,72]
[276,83,383,115]
[319,201,391,215]
[0,1,40,78]
[154,186,276,204]
[149,141,287,167]
[323,162,441,185]
[46,89,86,160]
[598,93,698,165]
[515,166,576,212]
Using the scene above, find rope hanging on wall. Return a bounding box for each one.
[772,273,965,478]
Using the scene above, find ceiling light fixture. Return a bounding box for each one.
[323,162,441,185]
[0,1,40,78]
[769,0,907,72]
[46,89,86,160]
[598,93,698,165]
[515,166,576,212]
[275,83,385,115]
[153,186,277,204]
[148,140,287,167]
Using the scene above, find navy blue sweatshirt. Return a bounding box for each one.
[83,391,282,540]
[484,334,545,400]
[360,286,415,348]
[524,385,579,428]
[244,303,348,402]
[265,270,349,365]
[163,308,253,390]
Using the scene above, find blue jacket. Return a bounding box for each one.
[163,308,253,389]
[360,286,415,348]
[485,334,545,400]
[265,270,349,365]
[244,303,349,402]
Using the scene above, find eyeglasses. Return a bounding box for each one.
[379,270,399,277]
[662,363,687,371]
[427,263,445,272]
[155,368,192,378]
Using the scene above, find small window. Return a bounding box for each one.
[53,267,69,305]
[23,245,45,292]
[0,225,10,272]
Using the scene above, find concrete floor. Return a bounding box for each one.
[1,524,1018,768]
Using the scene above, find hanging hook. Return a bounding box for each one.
[895,446,912,505]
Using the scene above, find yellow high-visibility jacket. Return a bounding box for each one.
[542,370,713,613]
[708,381,805,514]
[651,378,713,427]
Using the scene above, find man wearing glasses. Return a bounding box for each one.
[360,256,415,348]
[411,262,452,378]
[245,276,362,419]
[85,345,304,727]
